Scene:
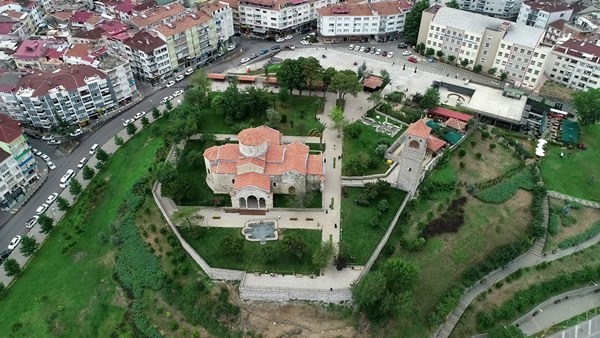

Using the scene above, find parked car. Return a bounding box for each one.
[77,157,88,168]
[172,90,184,97]
[260,49,269,55]
[398,42,408,49]
[284,35,293,40]
[240,57,250,63]
[175,75,184,82]
[41,135,55,141]
[275,37,285,43]
[300,40,309,45]
[271,45,281,50]
[36,203,49,215]
[46,192,58,204]
[375,49,382,55]
[69,128,83,137]
[353,45,360,51]
[161,96,173,104]
[249,53,257,59]
[349,44,354,50]
[0,249,11,260]
[40,154,50,162]
[359,46,365,52]
[184,68,194,76]
[284,44,295,50]
[8,235,21,250]
[428,58,435,63]
[25,216,39,229]
[165,80,176,88]
[382,51,388,57]
[408,56,418,63]
[47,161,56,170]
[122,118,134,127]
[32,148,42,156]
[227,45,236,51]
[402,50,412,56]
[364,47,371,53]
[47,139,62,146]
[387,52,394,58]
[134,111,146,120]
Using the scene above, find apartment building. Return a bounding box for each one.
[122,30,173,86]
[0,148,30,210]
[317,0,412,42]
[0,0,44,28]
[429,0,521,20]
[418,6,551,89]
[200,1,236,43]
[127,2,187,30]
[239,0,336,37]
[517,0,574,29]
[221,0,240,32]
[1,64,128,129]
[546,38,600,90]
[12,39,70,70]
[0,116,37,187]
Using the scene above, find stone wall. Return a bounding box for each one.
[239,285,352,303]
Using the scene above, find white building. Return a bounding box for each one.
[238,0,336,37]
[201,1,236,43]
[429,0,521,20]
[0,148,30,210]
[317,0,412,42]
[546,38,600,90]
[122,30,173,86]
[418,6,551,89]
[517,0,574,30]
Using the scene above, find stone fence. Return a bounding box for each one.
[239,283,352,303]
[340,162,398,181]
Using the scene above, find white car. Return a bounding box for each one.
[359,47,366,52]
[275,37,285,43]
[175,75,184,82]
[122,118,134,127]
[165,81,176,88]
[172,90,184,97]
[77,157,88,169]
[48,139,62,146]
[32,148,42,156]
[134,111,146,120]
[228,45,236,51]
[41,135,55,141]
[46,192,58,204]
[69,128,83,137]
[354,45,360,51]
[26,216,39,229]
[36,203,49,215]
[348,44,354,50]
[240,57,250,63]
[47,161,56,170]
[8,235,21,250]
[402,50,412,56]
[40,154,50,162]
[184,68,194,76]
[387,52,394,58]
[284,35,293,40]
[375,49,382,55]
[161,96,173,104]
[300,40,309,45]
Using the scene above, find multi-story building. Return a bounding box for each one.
[127,2,187,30]
[122,30,173,86]
[0,116,37,187]
[317,0,413,43]
[221,0,240,32]
[517,1,574,30]
[12,39,70,70]
[156,12,218,72]
[429,0,521,20]
[418,6,551,89]
[200,1,236,44]
[1,64,129,129]
[0,0,44,28]
[0,147,30,210]
[238,0,336,37]
[545,38,600,90]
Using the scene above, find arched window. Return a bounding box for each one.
[409,140,420,149]
[232,178,236,184]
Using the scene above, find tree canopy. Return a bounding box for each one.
[420,86,441,110]
[404,0,430,45]
[446,0,460,8]
[328,106,349,136]
[572,88,600,126]
[330,70,362,100]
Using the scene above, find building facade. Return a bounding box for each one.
[0,148,30,210]
[317,0,412,42]
[546,38,600,90]
[0,116,37,184]
[429,0,521,20]
[516,1,574,30]
[418,6,551,89]
[123,30,173,86]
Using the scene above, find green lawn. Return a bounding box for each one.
[275,95,324,136]
[540,124,600,201]
[0,121,167,337]
[341,187,407,265]
[342,122,396,176]
[180,227,321,275]
[273,191,322,208]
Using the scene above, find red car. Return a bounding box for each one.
[408,56,418,63]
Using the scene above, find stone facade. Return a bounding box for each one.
[396,120,430,194]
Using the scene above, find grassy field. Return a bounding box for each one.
[274,95,323,136]
[273,191,322,208]
[540,124,600,201]
[180,227,321,275]
[544,198,600,251]
[341,187,406,265]
[452,242,600,337]
[342,122,396,176]
[0,121,167,337]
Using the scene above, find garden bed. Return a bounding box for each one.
[342,122,395,176]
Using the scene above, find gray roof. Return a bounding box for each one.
[432,7,545,48]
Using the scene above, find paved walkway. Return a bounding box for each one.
[548,190,600,209]
[544,313,600,338]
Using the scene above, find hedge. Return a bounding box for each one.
[474,168,536,203]
[558,222,600,249]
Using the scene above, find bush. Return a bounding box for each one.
[385,91,404,103]
[474,168,536,203]
[421,197,467,238]
[19,236,37,257]
[114,135,124,146]
[344,123,362,139]
[458,149,466,157]
[548,211,561,235]
[428,285,465,327]
[558,222,600,248]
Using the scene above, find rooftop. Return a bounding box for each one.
[14,40,51,60]
[317,3,372,16]
[73,27,104,40]
[98,20,128,35]
[238,125,281,146]
[463,83,528,124]
[156,12,213,37]
[114,0,135,13]
[129,2,186,28]
[0,115,22,143]
[70,10,94,23]
[556,38,600,58]
[233,172,271,191]
[548,18,567,30]
[0,71,21,93]
[524,0,574,13]
[200,1,229,15]
[0,21,18,35]
[123,30,166,53]
[15,64,107,97]
[2,10,25,20]
[362,74,384,89]
[406,119,431,138]
[220,0,239,9]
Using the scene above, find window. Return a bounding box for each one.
[537,62,542,67]
[485,42,490,47]
[483,50,488,56]
[534,70,539,75]
[501,43,505,48]
[517,57,521,62]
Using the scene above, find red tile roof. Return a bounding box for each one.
[0,148,10,162]
[70,11,94,23]
[427,135,447,153]
[430,107,473,122]
[0,22,17,34]
[114,0,135,12]
[0,116,22,143]
[362,75,384,89]
[207,73,227,80]
[238,125,281,146]
[122,30,166,53]
[406,119,431,138]
[233,172,271,191]
[306,154,323,176]
[15,64,107,97]
[444,117,467,131]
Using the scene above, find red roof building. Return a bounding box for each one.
[0,116,22,143]
[429,107,474,123]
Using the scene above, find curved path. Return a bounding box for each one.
[435,192,600,337]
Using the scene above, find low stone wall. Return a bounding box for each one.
[239,286,352,303]
[340,162,397,181]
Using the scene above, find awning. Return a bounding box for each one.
[252,28,267,34]
[237,75,256,82]
[207,73,227,80]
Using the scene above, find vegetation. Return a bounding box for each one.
[68,178,83,196]
[421,197,467,238]
[404,1,429,46]
[19,236,37,257]
[473,167,537,203]
[3,258,20,277]
[342,122,394,176]
[330,69,362,100]
[557,221,600,248]
[273,191,322,208]
[572,88,600,126]
[419,86,440,110]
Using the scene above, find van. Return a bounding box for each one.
[59,169,75,189]
[89,144,99,155]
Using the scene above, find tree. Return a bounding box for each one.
[460,58,469,67]
[56,196,69,211]
[82,165,95,180]
[141,116,149,128]
[151,106,161,119]
[278,87,290,106]
[381,258,419,294]
[188,69,212,93]
[330,69,361,100]
[300,56,324,96]
[352,271,388,319]
[487,67,497,76]
[266,108,282,128]
[425,48,435,57]
[96,148,109,162]
[312,239,335,269]
[415,43,426,54]
[126,122,138,135]
[322,67,337,94]
[448,55,456,63]
[404,0,430,45]
[19,236,37,257]
[381,69,391,86]
[328,106,349,136]
[282,234,306,259]
[473,64,483,73]
[39,214,54,233]
[436,50,444,58]
[420,86,440,110]
[308,121,327,149]
[114,135,124,146]
[446,0,460,8]
[69,178,83,196]
[312,97,325,117]
[500,71,508,81]
[277,59,304,94]
[54,114,76,143]
[368,92,382,109]
[259,244,281,264]
[3,258,20,277]
[572,88,600,126]
[487,325,525,338]
[219,235,244,257]
[165,99,173,111]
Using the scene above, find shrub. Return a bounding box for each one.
[344,123,362,139]
[548,211,561,235]
[458,149,466,157]
[558,222,600,248]
[114,135,124,146]
[421,197,467,238]
[474,168,536,203]
[385,91,404,103]
[428,285,465,327]
[475,153,482,159]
